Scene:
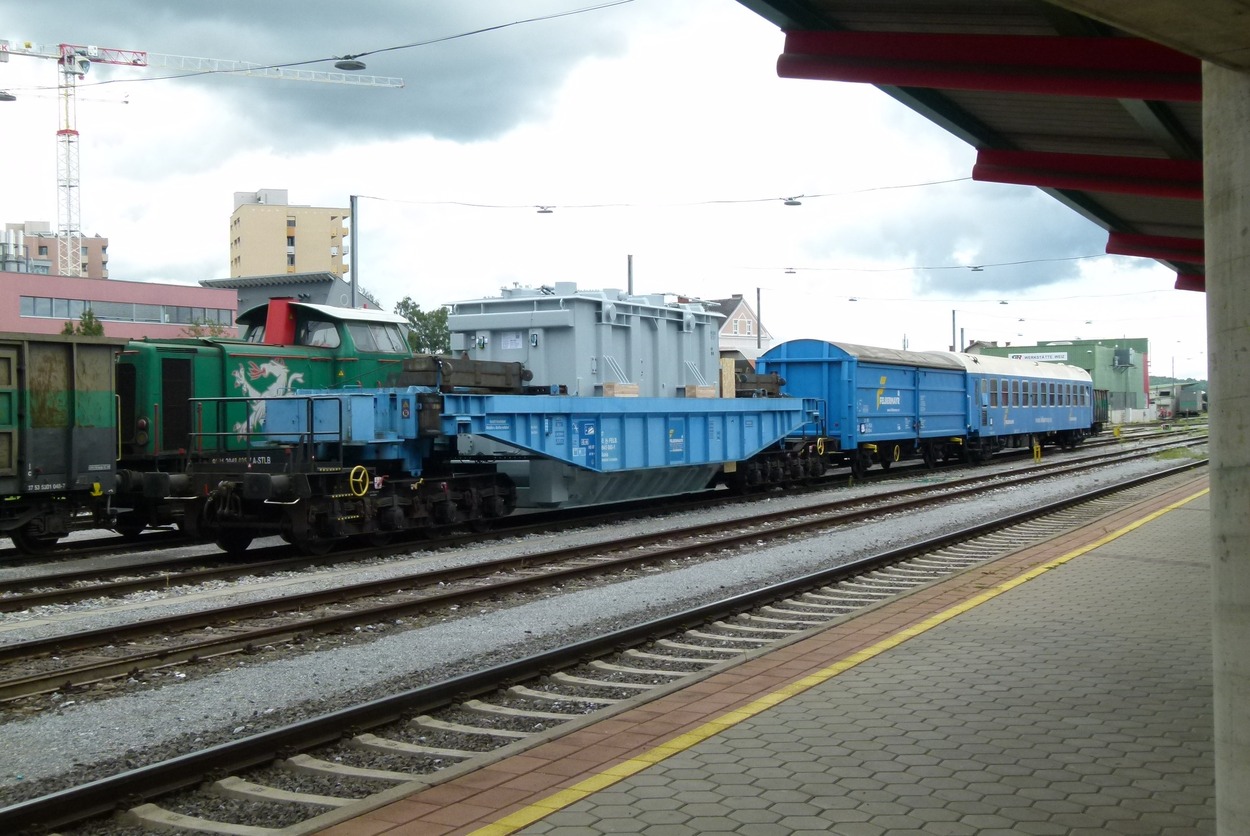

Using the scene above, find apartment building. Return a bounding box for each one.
[229,189,349,278]
[2,221,109,279]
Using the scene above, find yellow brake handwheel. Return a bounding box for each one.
[349,465,370,497]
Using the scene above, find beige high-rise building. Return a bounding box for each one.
[229,189,349,278]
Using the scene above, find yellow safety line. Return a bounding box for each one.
[469,487,1209,835]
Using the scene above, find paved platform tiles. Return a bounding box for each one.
[316,475,1213,836]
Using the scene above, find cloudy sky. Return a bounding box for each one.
[0,0,1208,378]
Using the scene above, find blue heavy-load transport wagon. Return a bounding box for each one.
[185,384,819,554]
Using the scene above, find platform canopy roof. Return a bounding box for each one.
[737,0,1250,292]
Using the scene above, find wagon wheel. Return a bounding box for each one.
[112,513,147,541]
[921,444,936,469]
[849,451,869,479]
[9,525,62,555]
[215,531,254,558]
[294,534,336,555]
[878,443,902,471]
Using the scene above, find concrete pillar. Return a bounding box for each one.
[1204,61,1250,835]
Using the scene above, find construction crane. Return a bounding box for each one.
[0,38,403,277]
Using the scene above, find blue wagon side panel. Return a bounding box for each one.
[755,339,855,449]
[918,367,968,438]
[851,362,918,441]
[441,394,816,472]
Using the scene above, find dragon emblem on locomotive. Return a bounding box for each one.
[230,358,305,437]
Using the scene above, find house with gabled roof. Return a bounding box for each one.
[704,293,773,364]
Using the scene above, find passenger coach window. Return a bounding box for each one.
[1011,379,1020,407]
[990,379,998,407]
[1049,383,1056,405]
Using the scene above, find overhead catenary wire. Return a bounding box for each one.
[9,1,639,91]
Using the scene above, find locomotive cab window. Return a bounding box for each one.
[300,320,340,348]
[346,322,409,354]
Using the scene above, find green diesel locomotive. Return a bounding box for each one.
[2,299,414,553]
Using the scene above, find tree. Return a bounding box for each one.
[61,309,105,336]
[395,297,451,354]
[180,319,233,338]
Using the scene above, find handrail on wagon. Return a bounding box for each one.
[187,395,347,473]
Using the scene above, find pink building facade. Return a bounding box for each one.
[0,271,237,339]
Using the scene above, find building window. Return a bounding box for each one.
[38,245,48,256]
[19,296,234,327]
[746,321,753,335]
[287,253,296,266]
[732,319,740,335]
[286,236,295,247]
[286,218,296,227]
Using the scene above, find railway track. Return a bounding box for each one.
[0,439,1204,706]
[0,460,1207,834]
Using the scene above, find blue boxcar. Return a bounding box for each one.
[757,340,967,472]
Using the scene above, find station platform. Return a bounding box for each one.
[315,473,1214,836]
